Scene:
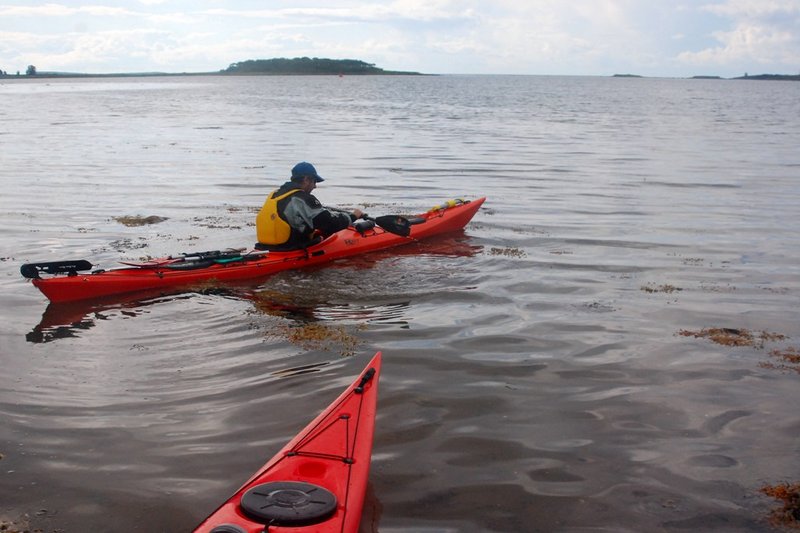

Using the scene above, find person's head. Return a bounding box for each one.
[291,162,324,192]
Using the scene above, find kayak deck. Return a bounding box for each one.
[24,197,485,303]
[193,351,382,533]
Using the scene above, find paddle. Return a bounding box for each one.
[21,260,93,279]
[369,214,412,237]
[118,248,268,268]
[327,207,413,237]
[21,249,269,279]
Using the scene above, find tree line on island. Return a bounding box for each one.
[0,65,36,76]
[222,57,418,75]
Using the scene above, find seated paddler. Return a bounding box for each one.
[255,162,364,251]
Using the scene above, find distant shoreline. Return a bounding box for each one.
[612,73,800,81]
[0,57,425,79]
[0,71,427,79]
[2,65,798,81]
[5,72,799,80]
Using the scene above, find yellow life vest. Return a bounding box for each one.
[256,189,300,245]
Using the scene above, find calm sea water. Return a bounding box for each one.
[1,74,799,532]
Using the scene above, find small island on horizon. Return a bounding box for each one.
[613,72,800,81]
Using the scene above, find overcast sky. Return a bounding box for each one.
[1,1,799,77]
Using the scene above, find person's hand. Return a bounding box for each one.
[352,208,364,219]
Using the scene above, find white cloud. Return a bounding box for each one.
[202,1,476,23]
[0,31,53,53]
[1,1,798,76]
[679,23,798,65]
[0,4,137,17]
[700,0,800,17]
[9,29,175,70]
[679,0,800,69]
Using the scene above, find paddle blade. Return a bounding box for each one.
[373,215,411,237]
[21,260,93,279]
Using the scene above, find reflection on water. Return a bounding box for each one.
[269,360,331,379]
[249,287,412,324]
[27,292,208,343]
[26,315,96,343]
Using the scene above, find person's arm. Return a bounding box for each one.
[284,196,354,238]
[283,196,319,236]
[311,209,354,237]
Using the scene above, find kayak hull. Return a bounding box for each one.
[29,198,485,303]
[193,351,382,533]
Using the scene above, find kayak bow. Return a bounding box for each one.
[193,351,382,533]
[22,197,485,303]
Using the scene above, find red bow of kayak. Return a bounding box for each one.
[194,351,382,533]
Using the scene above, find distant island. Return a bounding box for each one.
[612,72,799,81]
[0,57,422,79]
[734,73,800,81]
[221,57,420,75]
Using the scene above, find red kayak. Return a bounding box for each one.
[194,351,382,533]
[22,197,485,303]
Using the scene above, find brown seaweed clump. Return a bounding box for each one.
[678,328,786,349]
[760,482,800,529]
[0,519,23,533]
[642,283,683,293]
[489,246,526,258]
[0,516,34,533]
[760,347,800,375]
[191,215,242,230]
[113,215,168,226]
[267,323,364,357]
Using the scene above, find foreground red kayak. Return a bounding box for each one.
[194,352,382,533]
[22,197,485,303]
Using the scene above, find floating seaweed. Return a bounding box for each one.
[489,246,526,258]
[266,322,365,357]
[0,516,36,533]
[760,482,800,529]
[760,347,800,375]
[679,328,798,377]
[641,283,683,293]
[678,328,786,349]
[109,237,148,251]
[191,215,242,230]
[113,215,168,226]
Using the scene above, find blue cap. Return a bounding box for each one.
[291,161,324,182]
